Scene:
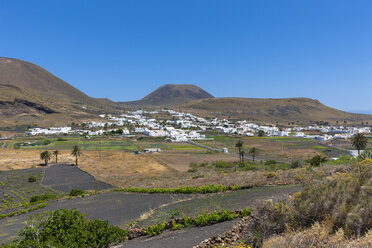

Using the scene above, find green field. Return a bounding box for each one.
[12,137,204,152]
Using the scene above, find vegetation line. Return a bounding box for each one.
[113,184,254,194]
[0,202,48,220]
[140,208,252,236]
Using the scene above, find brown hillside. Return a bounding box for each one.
[178,97,372,125]
[0,57,121,127]
[0,57,118,109]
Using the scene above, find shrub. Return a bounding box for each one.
[290,159,303,168]
[171,220,184,230]
[330,155,354,165]
[187,168,197,173]
[69,188,84,197]
[264,172,277,179]
[42,139,51,145]
[144,222,166,236]
[56,138,67,141]
[30,193,57,203]
[214,161,235,168]
[170,210,179,219]
[28,176,37,183]
[4,209,127,247]
[358,150,372,161]
[265,160,277,165]
[308,155,327,167]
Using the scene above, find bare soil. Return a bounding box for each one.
[155,153,236,172]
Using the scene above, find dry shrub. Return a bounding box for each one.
[263,220,372,248]
[294,160,372,237]
[241,160,372,247]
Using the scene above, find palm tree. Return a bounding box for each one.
[40,151,51,166]
[351,133,368,155]
[248,147,259,162]
[71,145,81,166]
[240,150,245,163]
[53,150,59,163]
[235,140,244,163]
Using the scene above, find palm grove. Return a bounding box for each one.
[40,145,81,166]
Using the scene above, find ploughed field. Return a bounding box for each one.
[0,164,301,245]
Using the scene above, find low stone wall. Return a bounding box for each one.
[194,216,251,248]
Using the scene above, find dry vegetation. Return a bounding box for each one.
[0,147,342,189]
[263,221,372,248]
[232,159,372,248]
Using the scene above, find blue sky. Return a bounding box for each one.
[0,0,371,113]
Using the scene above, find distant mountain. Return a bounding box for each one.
[0,57,118,127]
[119,84,214,107]
[178,97,372,125]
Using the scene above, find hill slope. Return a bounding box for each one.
[119,84,214,107]
[0,57,117,107]
[0,57,119,127]
[178,97,372,124]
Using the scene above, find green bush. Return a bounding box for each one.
[171,220,184,230]
[42,139,51,145]
[265,160,277,165]
[28,176,37,183]
[308,155,327,167]
[214,161,235,168]
[69,188,84,197]
[358,150,372,161]
[30,193,57,203]
[56,138,67,141]
[144,222,166,236]
[3,209,127,248]
[330,155,354,165]
[187,168,198,173]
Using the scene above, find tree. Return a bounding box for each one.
[248,147,259,162]
[235,140,244,163]
[11,209,127,248]
[53,150,59,163]
[240,150,245,163]
[351,133,368,155]
[40,151,51,166]
[71,145,81,166]
[309,155,327,167]
[257,130,265,137]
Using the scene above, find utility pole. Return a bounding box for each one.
[100,140,102,163]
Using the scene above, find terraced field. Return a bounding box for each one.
[0,168,55,211]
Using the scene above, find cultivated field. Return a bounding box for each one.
[196,136,348,161]
[0,168,55,211]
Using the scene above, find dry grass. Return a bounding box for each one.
[0,148,171,185]
[155,153,236,172]
[263,221,372,248]
[78,150,171,186]
[0,147,339,189]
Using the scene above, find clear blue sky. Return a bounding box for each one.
[1,0,371,113]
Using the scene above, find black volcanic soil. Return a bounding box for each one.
[41,164,112,192]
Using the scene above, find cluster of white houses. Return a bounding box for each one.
[25,109,371,142]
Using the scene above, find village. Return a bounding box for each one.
[24,109,371,143]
